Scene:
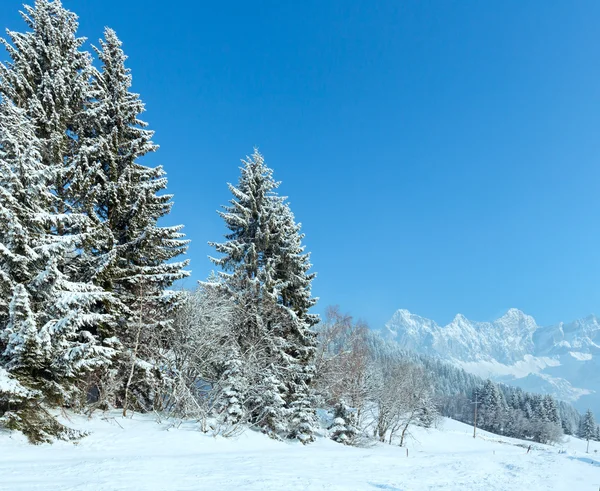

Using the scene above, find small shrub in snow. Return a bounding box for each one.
[329,402,358,445]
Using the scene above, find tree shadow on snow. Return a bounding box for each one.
[368,483,404,490]
[568,456,600,467]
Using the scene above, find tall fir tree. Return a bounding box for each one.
[210,150,319,442]
[0,100,112,440]
[0,0,114,413]
[543,395,560,426]
[84,27,190,409]
[0,0,189,437]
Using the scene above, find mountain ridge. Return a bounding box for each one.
[384,308,600,413]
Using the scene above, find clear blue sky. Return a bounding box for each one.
[2,0,600,329]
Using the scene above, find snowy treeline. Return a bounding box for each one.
[435,368,582,444]
[472,381,563,444]
[0,1,430,447]
[363,330,587,444]
[159,164,439,446]
[0,0,320,445]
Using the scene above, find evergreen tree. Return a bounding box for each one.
[0,97,112,429]
[329,401,358,445]
[210,150,318,442]
[417,402,437,429]
[216,357,247,427]
[30,258,113,401]
[543,395,560,425]
[0,1,117,435]
[2,284,50,376]
[478,380,506,434]
[89,27,189,322]
[80,27,189,409]
[581,409,596,452]
[251,369,288,438]
[275,201,319,443]
[533,395,548,423]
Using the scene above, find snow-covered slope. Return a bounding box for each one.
[384,309,600,413]
[1,411,599,490]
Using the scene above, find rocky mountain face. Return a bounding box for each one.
[383,309,600,414]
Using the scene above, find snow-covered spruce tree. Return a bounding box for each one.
[0,1,118,436]
[543,395,560,426]
[0,102,55,440]
[81,27,189,411]
[275,200,319,443]
[215,356,248,428]
[209,150,319,442]
[0,99,112,441]
[417,403,437,429]
[30,258,114,401]
[581,409,596,452]
[225,282,290,437]
[249,366,288,439]
[0,0,98,344]
[478,380,506,435]
[2,284,50,377]
[328,401,358,445]
[0,101,113,391]
[0,275,105,444]
[536,397,560,441]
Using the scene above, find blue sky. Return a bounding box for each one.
[2,0,600,329]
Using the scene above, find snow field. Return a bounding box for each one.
[1,414,599,490]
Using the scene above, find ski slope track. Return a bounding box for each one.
[0,412,599,490]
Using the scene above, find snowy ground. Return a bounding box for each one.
[1,413,599,490]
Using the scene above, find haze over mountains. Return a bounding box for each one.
[384,308,600,414]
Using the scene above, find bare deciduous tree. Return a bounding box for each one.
[314,307,373,426]
[370,361,437,445]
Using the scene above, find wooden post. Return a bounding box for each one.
[471,391,479,439]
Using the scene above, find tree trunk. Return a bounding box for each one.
[400,423,409,447]
[123,284,145,417]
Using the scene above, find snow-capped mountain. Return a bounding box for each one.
[384,309,600,413]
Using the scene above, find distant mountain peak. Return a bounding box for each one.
[385,308,539,363]
[383,307,600,415]
[503,307,526,317]
[497,308,532,322]
[451,313,468,323]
